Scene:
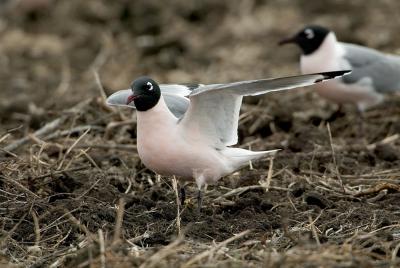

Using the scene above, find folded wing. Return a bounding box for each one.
[341,43,400,93]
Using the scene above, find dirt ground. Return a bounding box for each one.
[0,0,400,267]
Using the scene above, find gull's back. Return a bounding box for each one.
[340,42,400,93]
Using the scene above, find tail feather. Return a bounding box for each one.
[222,148,279,170]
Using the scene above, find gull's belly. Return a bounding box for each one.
[137,131,228,181]
[300,53,382,108]
[313,80,381,105]
[135,98,230,183]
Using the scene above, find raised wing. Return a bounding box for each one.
[159,84,203,118]
[160,83,202,96]
[341,43,400,93]
[106,87,191,118]
[162,92,190,118]
[106,89,134,109]
[190,71,349,96]
[179,71,350,149]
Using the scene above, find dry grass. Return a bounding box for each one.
[0,96,399,267]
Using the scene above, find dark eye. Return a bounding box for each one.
[146,82,153,91]
[304,29,314,39]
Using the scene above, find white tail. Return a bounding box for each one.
[222,148,279,170]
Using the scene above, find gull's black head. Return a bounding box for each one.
[127,76,161,111]
[279,25,331,55]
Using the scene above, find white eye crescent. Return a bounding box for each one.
[147,82,153,91]
[305,29,314,39]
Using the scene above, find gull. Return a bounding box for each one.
[106,71,349,209]
[280,25,400,111]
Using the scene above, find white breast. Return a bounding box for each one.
[300,32,345,74]
[136,97,231,182]
[300,33,382,109]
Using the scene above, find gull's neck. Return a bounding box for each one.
[314,32,341,56]
[136,95,178,140]
[301,32,344,73]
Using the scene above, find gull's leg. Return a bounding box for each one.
[179,185,186,207]
[197,188,203,214]
[327,104,344,122]
[194,174,205,214]
[356,108,366,141]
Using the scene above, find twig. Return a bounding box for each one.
[79,149,101,170]
[263,157,274,192]
[28,134,47,147]
[77,143,137,151]
[55,57,71,97]
[58,127,91,170]
[93,70,107,102]
[127,231,152,244]
[48,239,89,268]
[75,178,100,200]
[367,189,388,202]
[0,133,10,144]
[139,236,184,268]
[64,209,94,240]
[0,147,22,160]
[31,210,41,247]
[367,134,399,150]
[368,224,400,234]
[44,125,103,141]
[308,215,321,246]
[327,123,344,192]
[391,241,400,268]
[113,198,125,245]
[1,99,91,153]
[0,211,28,247]
[0,175,39,199]
[354,182,400,197]
[98,229,106,268]
[183,230,251,267]
[31,165,90,180]
[104,119,136,139]
[303,169,400,179]
[171,176,181,235]
[214,185,288,201]
[5,125,23,134]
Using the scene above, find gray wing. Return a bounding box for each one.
[340,43,400,93]
[162,92,190,118]
[179,71,349,148]
[106,87,192,118]
[159,83,202,96]
[159,84,204,118]
[190,71,348,96]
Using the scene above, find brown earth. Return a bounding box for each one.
[0,0,400,267]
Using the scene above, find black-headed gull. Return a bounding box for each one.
[280,25,400,111]
[106,72,349,209]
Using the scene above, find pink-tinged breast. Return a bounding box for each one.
[135,97,230,182]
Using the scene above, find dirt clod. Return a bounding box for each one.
[374,144,399,162]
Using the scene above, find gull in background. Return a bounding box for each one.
[106,71,349,210]
[280,25,400,112]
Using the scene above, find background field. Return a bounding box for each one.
[0,0,400,267]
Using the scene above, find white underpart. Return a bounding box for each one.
[300,32,383,110]
[136,96,272,188]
